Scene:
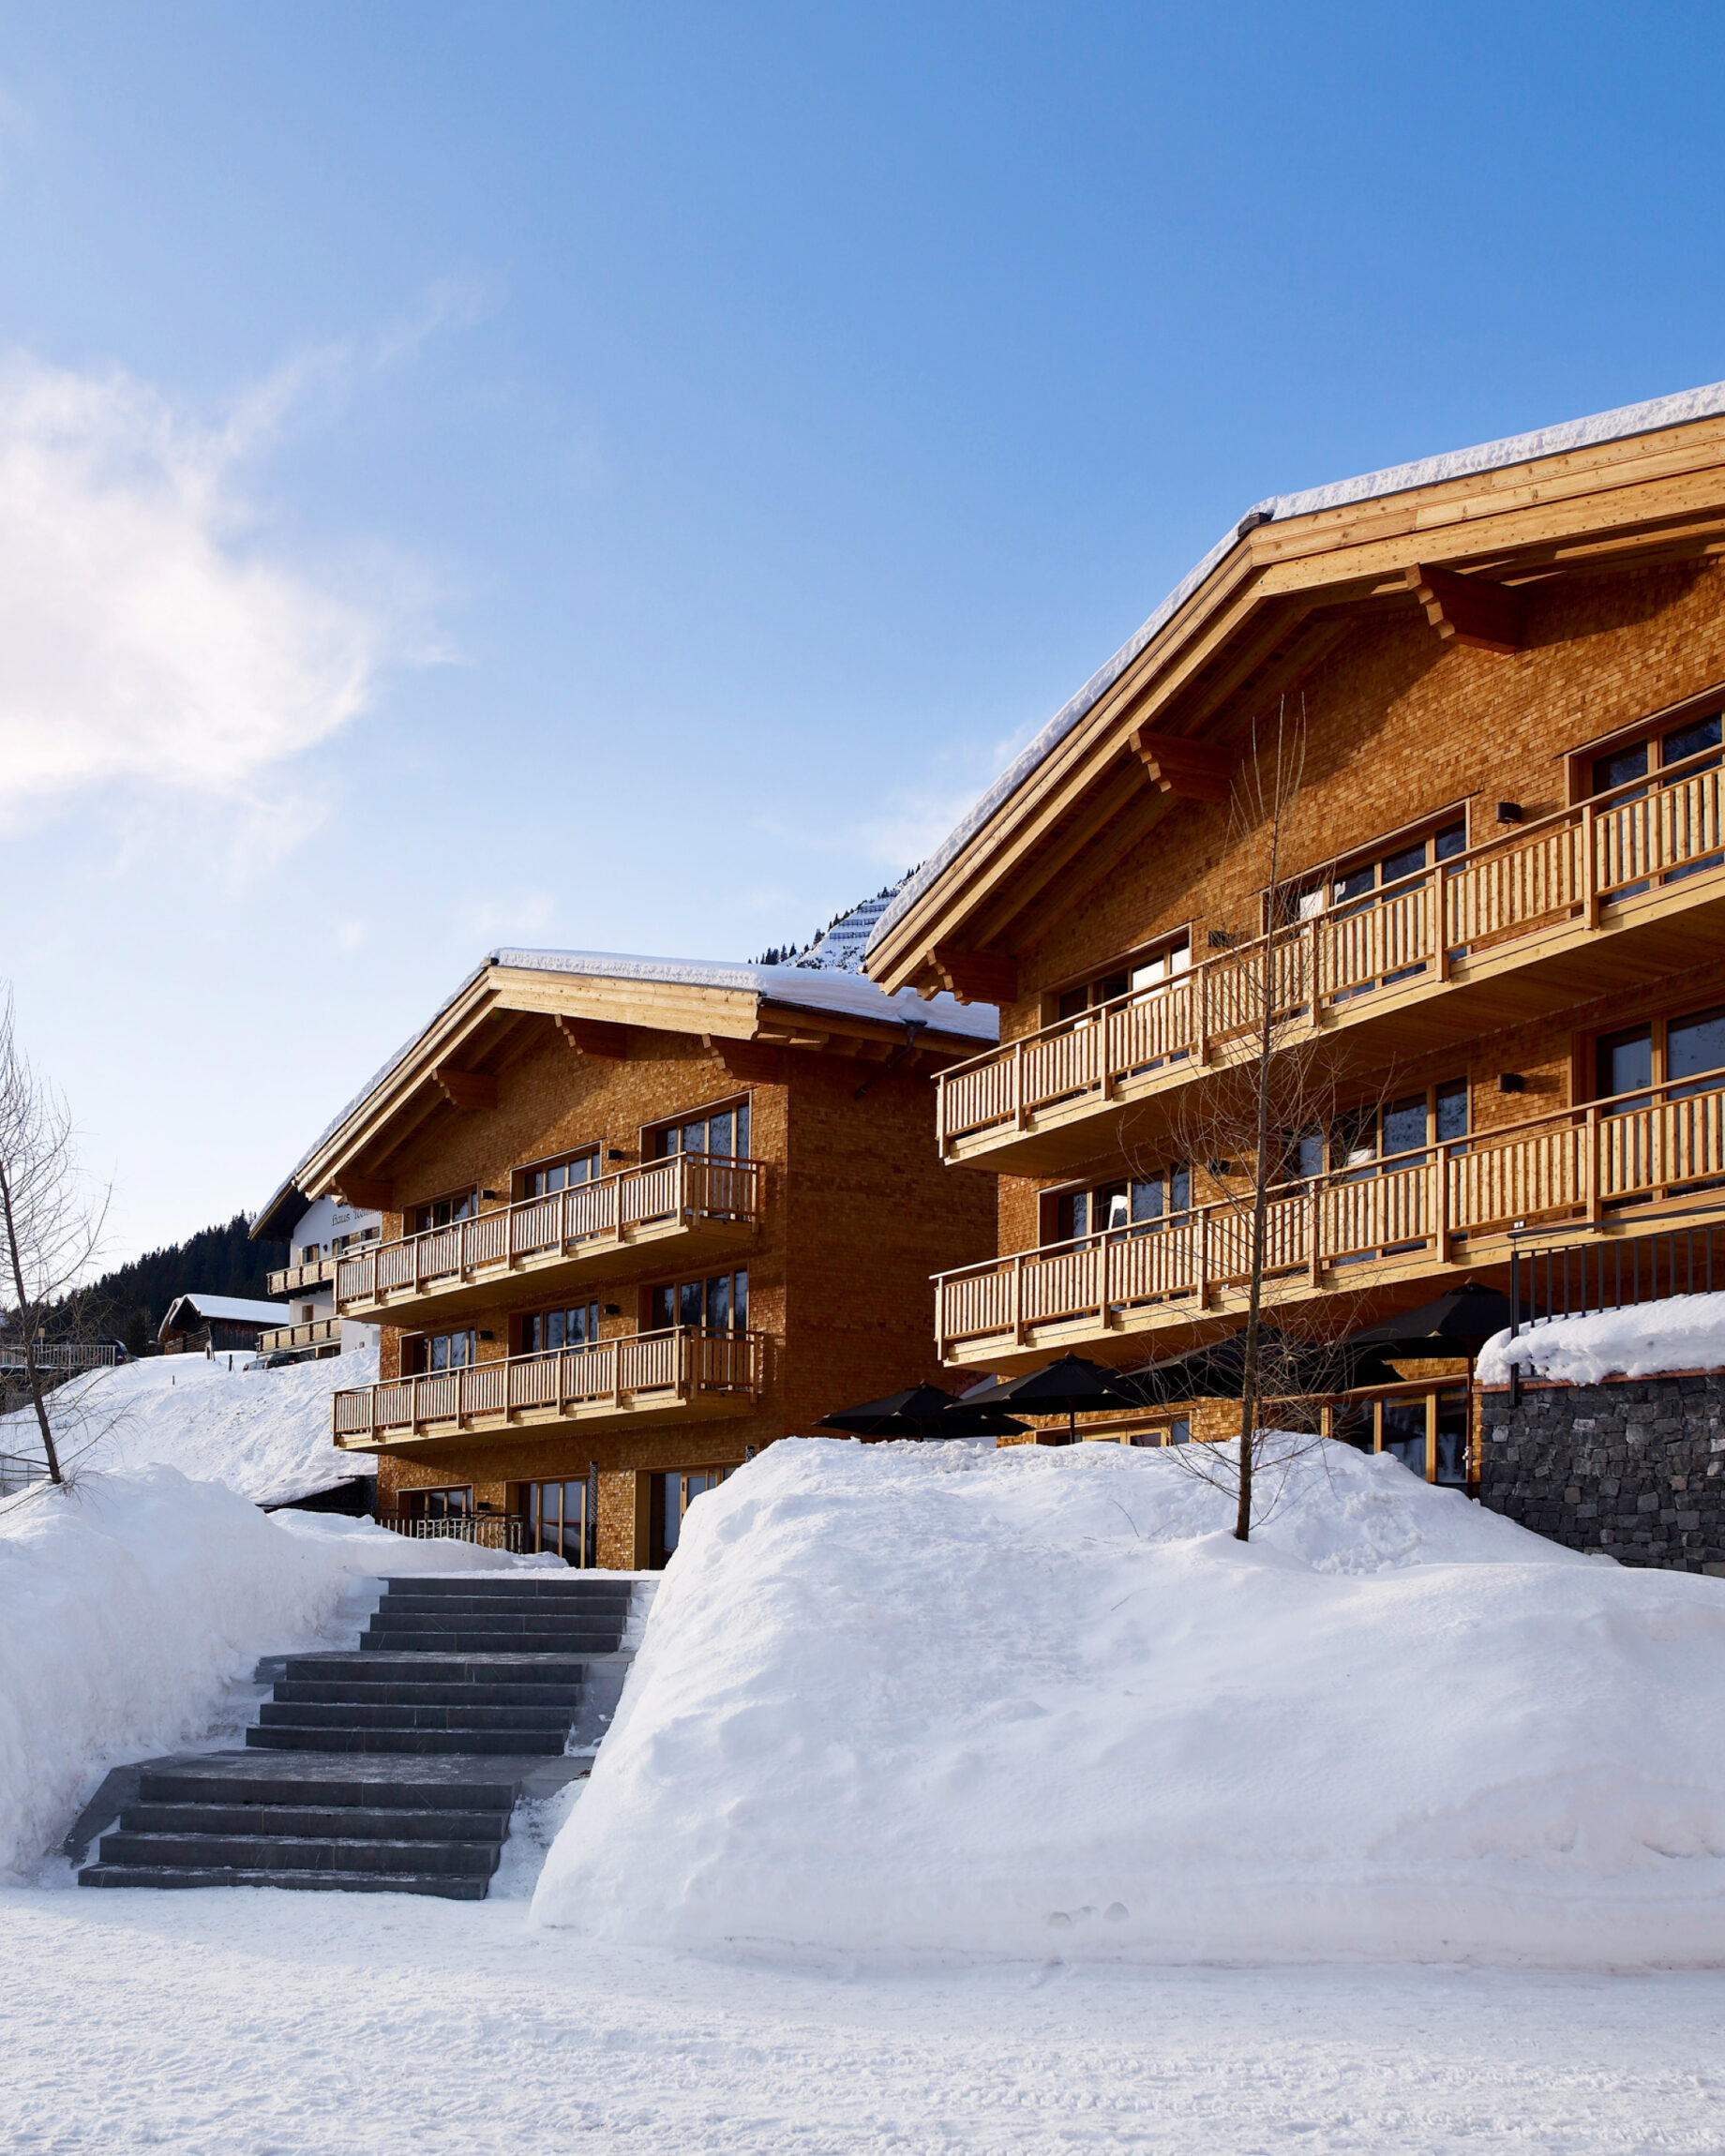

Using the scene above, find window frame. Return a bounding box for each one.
[642,1267,751,1335]
[1562,680,1725,806]
[511,1145,603,1203]
[1266,801,1472,935]
[641,1092,754,1163]
[405,1326,478,1375]
[408,1188,479,1235]
[1043,927,1194,1026]
[515,1298,605,1357]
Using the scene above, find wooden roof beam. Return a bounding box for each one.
[331,1175,393,1212]
[1129,728,1234,801]
[927,946,1018,1005]
[1402,563,1522,655]
[433,1067,498,1113]
[555,1014,629,1059]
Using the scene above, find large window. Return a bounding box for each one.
[1596,1004,1725,1110]
[412,1190,477,1234]
[1053,1165,1190,1244]
[400,1484,472,1520]
[1055,936,1191,1022]
[408,1328,476,1374]
[1589,709,1724,895]
[654,1467,731,1565]
[518,1149,600,1200]
[1281,817,1468,930]
[519,1301,602,1355]
[649,1269,749,1333]
[1330,1388,1469,1487]
[651,1098,751,1161]
[523,1477,594,1566]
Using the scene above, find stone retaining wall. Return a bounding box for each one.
[1478,1370,1725,1575]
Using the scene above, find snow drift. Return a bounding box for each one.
[1478,1293,1725,1387]
[534,1438,1725,1967]
[0,1466,557,1877]
[0,1346,378,1506]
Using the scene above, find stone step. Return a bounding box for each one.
[285,1654,591,1684]
[94,1830,500,1877]
[378,1592,630,1615]
[122,1801,512,1841]
[274,1678,583,1707]
[258,1700,574,1733]
[78,1863,490,1899]
[365,1610,622,1638]
[382,1576,631,1603]
[361,1626,619,1654]
[245,1724,566,1755]
[138,1767,522,1810]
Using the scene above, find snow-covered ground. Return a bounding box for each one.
[1478,1293,1725,1385]
[6,1877,1725,2154]
[1,1345,378,1506]
[0,1469,558,1878]
[536,1437,1725,1968]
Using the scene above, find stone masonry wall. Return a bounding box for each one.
[1478,1371,1725,1575]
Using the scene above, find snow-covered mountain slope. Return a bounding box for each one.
[1,1349,378,1507]
[534,1436,1725,1967]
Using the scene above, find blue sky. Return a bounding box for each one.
[5,2,1724,1261]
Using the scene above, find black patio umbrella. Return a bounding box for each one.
[955,1354,1142,1445]
[1341,1280,1513,1360]
[1122,1327,1404,1406]
[816,1384,1028,1441]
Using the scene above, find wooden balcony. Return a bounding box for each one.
[334,1154,765,1324]
[267,1256,338,1295]
[936,750,1725,1173]
[935,1071,1725,1368]
[258,1316,341,1355]
[331,1325,766,1454]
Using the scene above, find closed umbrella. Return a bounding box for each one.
[957,1354,1141,1445]
[816,1384,1028,1440]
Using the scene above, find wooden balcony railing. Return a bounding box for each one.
[332,1325,766,1445]
[335,1153,764,1313]
[936,745,1725,1154]
[268,1256,338,1295]
[936,1070,1725,1354]
[258,1316,341,1355]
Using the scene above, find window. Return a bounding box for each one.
[1278,817,1467,933]
[331,1225,379,1254]
[1056,936,1191,1022]
[1596,1005,1725,1109]
[650,1270,749,1333]
[409,1328,476,1374]
[654,1467,732,1565]
[412,1190,477,1234]
[1299,1082,1469,1263]
[401,1485,472,1520]
[1327,1388,1470,1487]
[650,1097,751,1161]
[1052,1166,1190,1245]
[1590,710,1724,894]
[519,1149,600,1200]
[296,1239,322,1265]
[520,1302,602,1355]
[524,1477,593,1565]
[1083,1418,1191,1447]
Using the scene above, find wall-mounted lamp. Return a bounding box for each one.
[1495,801,1523,825]
[477,1329,495,1341]
[603,1303,621,1317]
[607,1147,627,1161]
[1498,1072,1526,1094]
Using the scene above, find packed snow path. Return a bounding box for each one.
[6,1881,1725,2155]
[76,1573,634,1898]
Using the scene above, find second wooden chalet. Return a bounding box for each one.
[863,380,1725,1486]
[262,948,997,1565]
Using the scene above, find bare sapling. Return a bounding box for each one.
[0,989,112,1488]
[1132,701,1385,1537]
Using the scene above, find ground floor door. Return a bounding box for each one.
[1329,1385,1472,1487]
[649,1466,733,1568]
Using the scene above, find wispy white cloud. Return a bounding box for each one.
[0,305,481,823]
[452,890,559,945]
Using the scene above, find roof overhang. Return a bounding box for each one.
[865,394,1725,997]
[288,956,989,1211]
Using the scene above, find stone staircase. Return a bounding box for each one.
[77,1572,633,1899]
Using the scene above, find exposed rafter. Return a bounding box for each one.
[433,1067,498,1113]
[555,1014,629,1059]
[1402,563,1522,655]
[332,1175,393,1212]
[1129,728,1234,801]
[927,946,1018,1005]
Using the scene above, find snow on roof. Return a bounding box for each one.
[257,943,998,1225]
[867,377,1725,960]
[162,1294,291,1329]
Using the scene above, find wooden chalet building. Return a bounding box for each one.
[263,948,996,1565]
[863,381,1725,1483]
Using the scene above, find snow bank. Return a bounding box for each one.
[0,1466,560,1877]
[534,1438,1725,1968]
[0,1347,379,1506]
[1478,1294,1725,1386]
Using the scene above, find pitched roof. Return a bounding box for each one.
[867,377,1725,961]
[160,1294,290,1332]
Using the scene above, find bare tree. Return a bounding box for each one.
[1124,702,1388,1537]
[0,989,112,1488]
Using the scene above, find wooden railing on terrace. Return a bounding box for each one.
[936,1069,1725,1352]
[332,1325,766,1444]
[335,1153,764,1310]
[937,746,1725,1149]
[268,1256,338,1295]
[258,1316,341,1355]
